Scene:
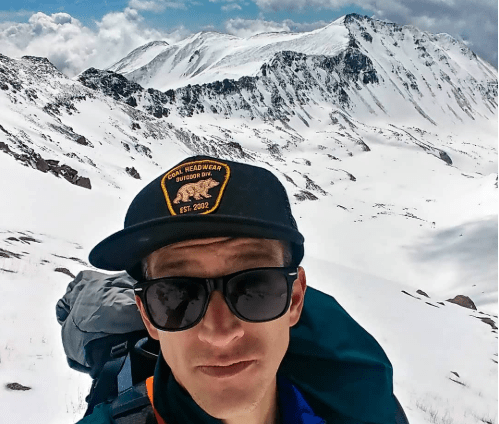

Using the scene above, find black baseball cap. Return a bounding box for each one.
[89,155,304,280]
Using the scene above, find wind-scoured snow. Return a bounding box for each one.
[107,41,170,76]
[110,19,350,91]
[0,13,496,424]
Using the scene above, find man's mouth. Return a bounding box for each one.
[197,360,256,378]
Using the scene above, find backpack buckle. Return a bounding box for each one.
[110,341,128,358]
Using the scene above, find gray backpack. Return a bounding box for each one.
[56,270,157,416]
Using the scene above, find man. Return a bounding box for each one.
[84,155,407,423]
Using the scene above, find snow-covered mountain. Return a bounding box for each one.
[100,13,497,174]
[109,41,170,75]
[0,13,497,424]
[107,14,496,113]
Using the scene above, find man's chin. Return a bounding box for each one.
[193,386,266,420]
[188,373,276,420]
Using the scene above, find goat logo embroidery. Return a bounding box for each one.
[161,159,230,216]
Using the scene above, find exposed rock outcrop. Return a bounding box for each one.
[446,295,477,310]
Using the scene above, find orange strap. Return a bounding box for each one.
[146,376,167,424]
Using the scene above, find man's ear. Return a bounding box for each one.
[135,295,159,340]
[289,266,307,327]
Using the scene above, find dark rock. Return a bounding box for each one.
[401,290,420,300]
[226,141,244,155]
[19,236,40,243]
[134,143,152,158]
[0,248,22,259]
[475,317,497,330]
[59,164,78,182]
[416,289,430,298]
[6,383,31,391]
[126,166,141,179]
[54,267,75,278]
[361,32,373,42]
[131,122,141,130]
[304,175,327,195]
[344,13,369,24]
[1,83,8,90]
[76,136,88,146]
[0,141,11,152]
[126,96,137,107]
[78,68,144,101]
[348,37,359,49]
[294,190,318,201]
[152,107,164,118]
[75,176,92,189]
[446,295,477,310]
[439,151,452,165]
[357,140,371,151]
[35,157,49,172]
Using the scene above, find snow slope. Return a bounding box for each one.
[0,13,497,424]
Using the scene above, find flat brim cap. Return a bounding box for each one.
[89,156,304,280]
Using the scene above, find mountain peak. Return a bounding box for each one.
[107,40,170,74]
[344,13,371,24]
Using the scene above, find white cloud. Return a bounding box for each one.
[224,17,329,38]
[128,0,166,12]
[127,0,189,10]
[250,0,497,67]
[224,18,290,38]
[0,10,187,77]
[222,4,243,11]
[281,19,329,32]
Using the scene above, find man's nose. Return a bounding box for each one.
[197,291,244,346]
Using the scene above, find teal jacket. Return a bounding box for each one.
[77,287,403,424]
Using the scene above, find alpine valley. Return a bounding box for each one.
[0,14,497,424]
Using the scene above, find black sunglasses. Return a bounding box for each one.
[134,267,298,331]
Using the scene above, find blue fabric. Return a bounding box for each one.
[278,375,325,424]
[280,287,396,423]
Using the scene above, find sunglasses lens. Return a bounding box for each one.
[145,279,206,330]
[227,269,289,322]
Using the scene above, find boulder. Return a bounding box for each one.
[416,290,429,298]
[446,295,477,310]
[126,166,141,179]
[76,136,89,146]
[75,176,92,189]
[35,157,49,172]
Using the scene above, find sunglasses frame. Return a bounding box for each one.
[134,266,299,332]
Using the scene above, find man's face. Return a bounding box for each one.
[136,237,306,421]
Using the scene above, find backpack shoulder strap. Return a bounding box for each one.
[110,381,158,424]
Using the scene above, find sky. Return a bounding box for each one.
[0,0,497,77]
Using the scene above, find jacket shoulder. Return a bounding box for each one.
[76,403,115,424]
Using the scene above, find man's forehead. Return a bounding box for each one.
[149,237,282,257]
[144,237,285,277]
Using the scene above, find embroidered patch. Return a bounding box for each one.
[161,159,230,216]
